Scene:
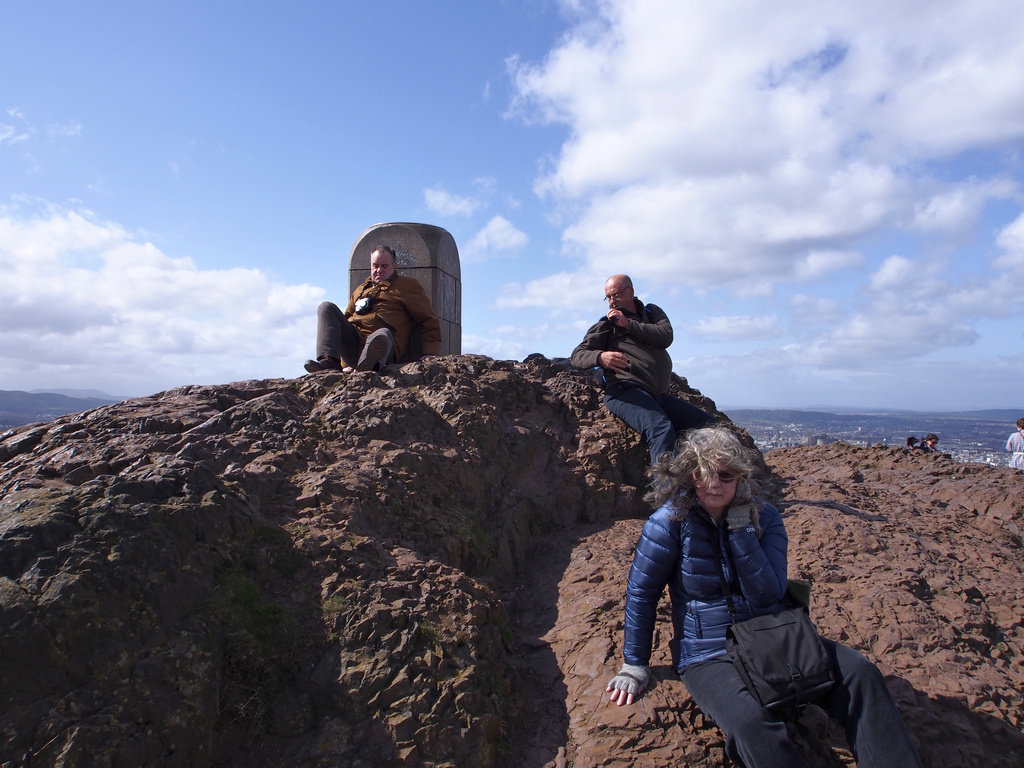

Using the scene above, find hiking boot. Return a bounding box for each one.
[304,357,341,373]
[356,330,394,372]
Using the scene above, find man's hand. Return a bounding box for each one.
[598,351,632,372]
[606,663,650,707]
[606,308,630,328]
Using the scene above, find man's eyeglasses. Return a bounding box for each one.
[604,289,626,303]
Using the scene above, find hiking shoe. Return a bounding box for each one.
[304,357,341,373]
[356,330,393,372]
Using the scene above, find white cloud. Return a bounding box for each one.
[461,332,532,362]
[994,212,1024,275]
[910,178,1018,235]
[0,207,323,395]
[461,215,529,262]
[687,315,781,341]
[48,121,82,139]
[794,250,862,280]
[686,349,1024,411]
[777,242,1024,367]
[0,123,30,145]
[424,185,480,217]
[788,295,842,326]
[496,0,1024,409]
[509,0,1024,294]
[462,323,558,362]
[868,254,919,292]
[494,270,603,312]
[423,177,497,217]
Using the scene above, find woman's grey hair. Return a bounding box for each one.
[645,426,760,517]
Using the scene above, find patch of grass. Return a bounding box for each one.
[271,548,306,578]
[494,737,511,760]
[529,516,560,536]
[493,614,515,651]
[253,523,291,547]
[450,503,499,577]
[210,565,302,725]
[249,523,308,578]
[322,593,351,615]
[491,663,510,705]
[217,567,293,643]
[416,620,445,651]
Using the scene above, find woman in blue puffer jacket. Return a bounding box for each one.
[606,427,922,768]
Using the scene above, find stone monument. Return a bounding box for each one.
[348,222,462,359]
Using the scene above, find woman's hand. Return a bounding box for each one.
[606,663,650,706]
[727,502,759,535]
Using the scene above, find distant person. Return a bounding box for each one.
[605,427,923,768]
[304,246,441,373]
[570,274,713,462]
[1007,418,1024,470]
[916,433,939,453]
[906,436,919,449]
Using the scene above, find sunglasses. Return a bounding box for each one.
[697,470,741,484]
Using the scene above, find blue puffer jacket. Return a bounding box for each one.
[623,498,790,673]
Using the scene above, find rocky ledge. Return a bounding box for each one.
[1,355,1021,768]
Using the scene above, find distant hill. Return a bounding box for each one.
[0,389,121,429]
[727,407,1019,424]
[29,387,125,400]
[943,408,1022,421]
[726,408,845,425]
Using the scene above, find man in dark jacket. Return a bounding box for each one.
[570,274,713,462]
[305,246,441,373]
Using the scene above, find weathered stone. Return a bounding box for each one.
[2,358,1021,767]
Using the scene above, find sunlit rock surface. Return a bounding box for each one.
[1,356,1021,767]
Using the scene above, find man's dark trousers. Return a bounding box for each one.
[316,301,366,368]
[604,382,714,462]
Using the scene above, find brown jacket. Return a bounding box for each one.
[345,275,441,359]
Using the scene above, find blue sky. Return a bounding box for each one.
[2,0,1023,411]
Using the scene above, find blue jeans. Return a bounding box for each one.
[604,382,714,461]
[681,641,923,768]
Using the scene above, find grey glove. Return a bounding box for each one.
[726,503,759,535]
[607,663,650,698]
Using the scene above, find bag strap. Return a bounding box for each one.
[711,530,738,619]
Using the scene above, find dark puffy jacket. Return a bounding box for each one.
[623,499,789,672]
[570,298,673,397]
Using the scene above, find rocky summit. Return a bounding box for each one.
[0,356,1021,768]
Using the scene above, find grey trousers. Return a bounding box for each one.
[681,641,923,768]
[315,301,395,369]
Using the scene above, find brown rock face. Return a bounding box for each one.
[1,356,1022,767]
[0,355,717,767]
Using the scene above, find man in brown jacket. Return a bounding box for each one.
[304,246,441,373]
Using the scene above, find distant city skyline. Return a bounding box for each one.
[2,1,1023,410]
[729,408,1018,467]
